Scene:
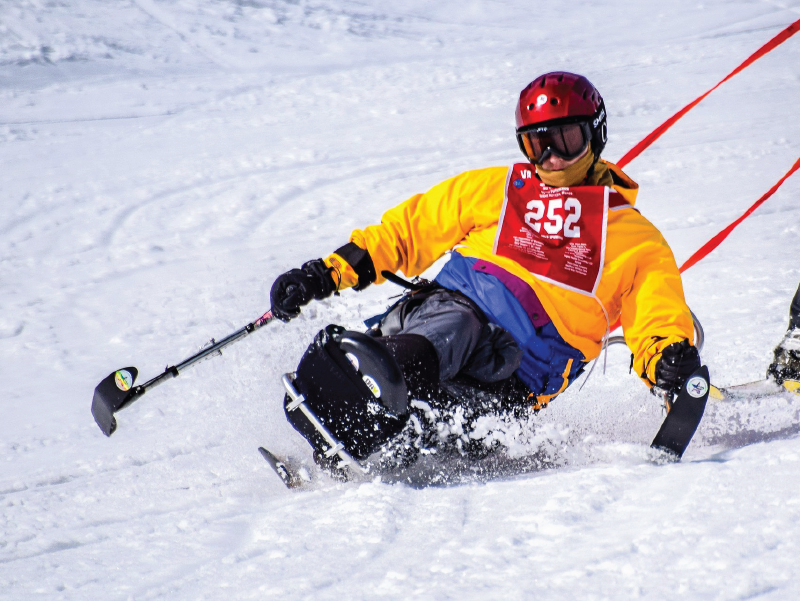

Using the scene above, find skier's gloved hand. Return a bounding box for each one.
[270,259,337,322]
[654,339,701,394]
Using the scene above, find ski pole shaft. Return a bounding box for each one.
[93,310,276,436]
[120,310,275,409]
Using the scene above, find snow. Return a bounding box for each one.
[2,0,800,598]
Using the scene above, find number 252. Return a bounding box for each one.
[524,198,581,238]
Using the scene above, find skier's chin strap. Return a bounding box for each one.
[578,296,611,392]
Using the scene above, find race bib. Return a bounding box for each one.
[493,164,619,296]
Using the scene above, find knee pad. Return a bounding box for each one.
[284,325,409,460]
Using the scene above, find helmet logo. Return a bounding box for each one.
[536,94,548,107]
[592,108,606,128]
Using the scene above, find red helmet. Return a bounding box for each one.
[515,72,607,163]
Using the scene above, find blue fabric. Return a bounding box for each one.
[435,253,585,396]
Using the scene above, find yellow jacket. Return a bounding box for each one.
[327,161,694,386]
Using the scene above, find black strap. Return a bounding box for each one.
[381,270,425,291]
[334,242,377,291]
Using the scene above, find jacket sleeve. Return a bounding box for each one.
[619,217,696,387]
[325,169,502,288]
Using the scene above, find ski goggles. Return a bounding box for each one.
[516,121,591,164]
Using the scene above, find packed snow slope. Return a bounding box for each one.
[2,0,800,599]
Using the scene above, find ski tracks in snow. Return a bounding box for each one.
[131,0,237,71]
[2,0,800,598]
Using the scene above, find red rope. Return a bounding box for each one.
[606,17,800,334]
[617,17,800,169]
[679,156,800,272]
[609,157,800,333]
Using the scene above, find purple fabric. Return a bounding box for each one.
[471,260,551,328]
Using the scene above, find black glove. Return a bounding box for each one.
[270,259,337,321]
[654,339,701,394]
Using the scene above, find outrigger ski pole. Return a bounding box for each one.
[91,310,276,436]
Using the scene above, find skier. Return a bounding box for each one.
[269,72,704,468]
[767,282,800,386]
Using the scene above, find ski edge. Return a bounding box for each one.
[710,378,800,401]
[258,447,301,489]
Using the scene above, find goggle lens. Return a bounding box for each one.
[520,122,589,163]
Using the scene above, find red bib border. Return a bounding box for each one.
[493,164,630,296]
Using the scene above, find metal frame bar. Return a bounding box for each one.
[281,373,366,474]
[605,309,705,353]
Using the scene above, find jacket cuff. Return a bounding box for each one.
[326,242,377,291]
[324,253,359,291]
[638,335,692,388]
